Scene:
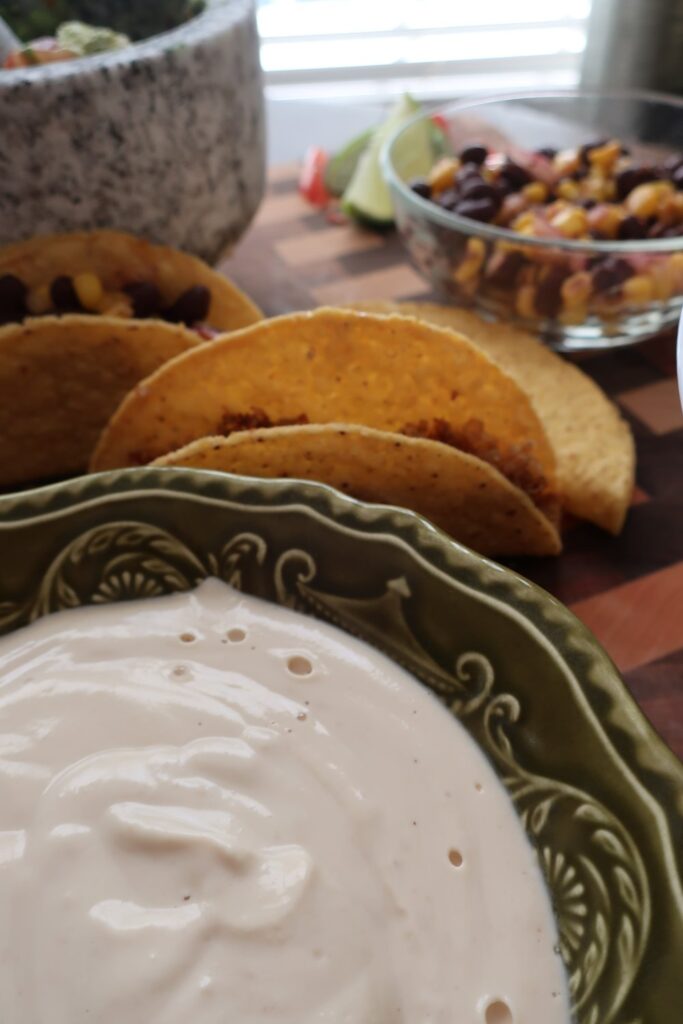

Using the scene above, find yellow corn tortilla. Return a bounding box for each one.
[351,301,634,534]
[90,307,558,516]
[154,425,562,556]
[0,230,262,331]
[0,315,201,487]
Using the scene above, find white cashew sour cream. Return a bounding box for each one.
[0,578,569,1024]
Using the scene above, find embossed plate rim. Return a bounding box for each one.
[0,466,681,1023]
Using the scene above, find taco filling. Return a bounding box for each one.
[0,272,217,333]
[400,416,556,518]
[210,407,555,521]
[0,230,262,335]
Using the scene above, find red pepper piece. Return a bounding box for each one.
[299,146,332,208]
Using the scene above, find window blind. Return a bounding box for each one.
[257,0,592,103]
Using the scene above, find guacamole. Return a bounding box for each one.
[3,1,206,44]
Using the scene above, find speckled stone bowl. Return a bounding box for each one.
[0,0,265,262]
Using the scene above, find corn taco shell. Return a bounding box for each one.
[0,315,201,487]
[154,426,561,556]
[0,230,262,331]
[351,301,634,534]
[90,308,559,521]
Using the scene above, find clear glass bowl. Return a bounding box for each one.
[383,91,683,351]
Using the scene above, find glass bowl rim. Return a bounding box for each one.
[382,88,683,256]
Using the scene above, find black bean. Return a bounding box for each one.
[663,154,683,176]
[50,276,82,313]
[617,215,647,240]
[459,144,487,166]
[535,264,569,318]
[570,165,588,181]
[460,179,497,201]
[579,197,597,209]
[455,162,482,186]
[409,177,432,200]
[164,285,211,325]
[615,165,657,200]
[535,147,557,160]
[124,281,162,318]
[499,159,532,191]
[592,257,634,293]
[648,221,683,238]
[0,274,27,325]
[437,187,460,210]
[485,250,525,287]
[493,177,514,200]
[453,196,499,222]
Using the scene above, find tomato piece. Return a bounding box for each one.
[299,146,331,207]
[4,39,76,69]
[430,113,449,135]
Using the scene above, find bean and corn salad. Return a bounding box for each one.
[410,140,683,322]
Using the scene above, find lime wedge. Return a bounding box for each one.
[324,127,375,198]
[342,94,431,227]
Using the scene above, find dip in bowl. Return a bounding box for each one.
[0,467,680,1022]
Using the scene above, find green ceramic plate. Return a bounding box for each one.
[0,467,680,1021]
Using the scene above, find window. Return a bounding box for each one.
[257,0,593,103]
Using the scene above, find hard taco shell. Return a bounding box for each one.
[351,301,634,534]
[90,307,559,525]
[153,425,562,557]
[0,315,201,487]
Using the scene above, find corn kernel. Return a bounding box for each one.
[157,261,179,303]
[603,179,617,201]
[550,206,589,238]
[511,211,536,235]
[26,284,51,316]
[466,237,486,261]
[521,181,548,204]
[622,275,654,305]
[553,149,581,176]
[516,284,537,318]
[587,139,621,174]
[659,193,683,225]
[559,304,588,325]
[556,179,580,201]
[452,237,486,285]
[587,203,623,239]
[428,156,460,194]
[667,253,683,290]
[582,173,611,202]
[649,260,674,301]
[452,262,479,285]
[100,293,133,318]
[626,181,674,219]
[561,271,592,308]
[545,200,569,219]
[73,273,103,311]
